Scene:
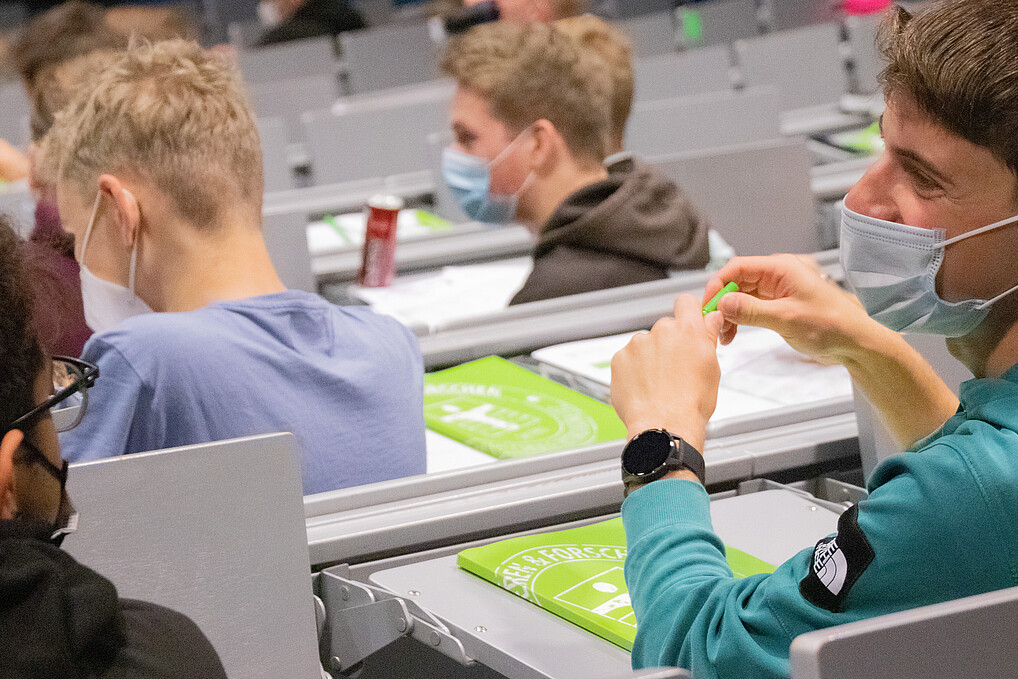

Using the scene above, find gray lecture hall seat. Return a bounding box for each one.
[626,86,782,159]
[790,585,1018,679]
[734,22,850,111]
[649,137,818,255]
[0,82,30,150]
[633,44,733,102]
[616,10,678,58]
[238,35,339,84]
[603,0,676,19]
[339,21,440,94]
[262,209,316,292]
[845,13,883,95]
[63,434,321,679]
[302,81,453,184]
[765,0,841,32]
[257,117,296,192]
[676,0,759,50]
[248,72,341,144]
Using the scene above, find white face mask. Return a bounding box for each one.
[76,191,154,334]
[841,206,1018,337]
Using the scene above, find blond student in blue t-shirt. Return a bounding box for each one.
[47,40,425,495]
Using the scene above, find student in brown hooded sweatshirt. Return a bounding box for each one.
[439,17,709,305]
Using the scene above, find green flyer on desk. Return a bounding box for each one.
[423,356,627,459]
[457,518,775,650]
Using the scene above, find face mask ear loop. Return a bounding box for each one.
[77,190,103,266]
[490,126,534,170]
[937,214,1018,249]
[127,228,140,292]
[976,282,1018,310]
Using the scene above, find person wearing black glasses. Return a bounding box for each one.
[0,219,227,678]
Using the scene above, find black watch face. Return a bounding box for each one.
[623,429,673,475]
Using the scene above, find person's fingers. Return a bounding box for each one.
[717,291,798,336]
[702,274,726,305]
[672,293,700,320]
[703,311,724,344]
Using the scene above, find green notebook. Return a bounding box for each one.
[457,518,775,650]
[424,357,627,459]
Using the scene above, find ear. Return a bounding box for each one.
[0,430,23,519]
[98,174,142,249]
[527,120,561,174]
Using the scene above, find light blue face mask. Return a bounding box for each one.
[840,206,1018,337]
[441,132,532,224]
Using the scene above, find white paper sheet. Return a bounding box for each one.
[349,258,533,331]
[426,429,496,473]
[306,209,454,256]
[532,326,854,434]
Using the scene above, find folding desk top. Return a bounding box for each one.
[369,490,840,679]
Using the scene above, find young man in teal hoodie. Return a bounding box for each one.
[609,1,1018,677]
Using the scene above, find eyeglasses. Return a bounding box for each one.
[9,357,99,434]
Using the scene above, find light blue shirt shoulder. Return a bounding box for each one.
[60,292,426,494]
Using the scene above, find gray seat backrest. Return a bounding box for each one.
[303,81,453,184]
[340,22,440,94]
[649,137,818,255]
[627,87,781,159]
[227,18,264,48]
[262,208,316,291]
[0,82,30,149]
[734,22,849,110]
[0,186,36,237]
[766,0,841,32]
[616,11,678,58]
[676,0,758,49]
[238,35,338,84]
[248,72,340,144]
[607,0,676,19]
[845,13,883,95]
[257,117,295,192]
[633,44,733,102]
[790,585,1018,679]
[63,434,321,679]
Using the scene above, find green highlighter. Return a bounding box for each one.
[702,282,738,316]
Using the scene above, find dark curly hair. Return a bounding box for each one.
[0,217,46,434]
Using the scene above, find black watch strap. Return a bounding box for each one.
[621,429,705,497]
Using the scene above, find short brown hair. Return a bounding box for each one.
[441,20,613,161]
[46,39,264,226]
[880,0,1018,178]
[10,1,128,91]
[556,14,632,152]
[30,50,118,143]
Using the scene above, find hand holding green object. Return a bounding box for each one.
[703,282,738,315]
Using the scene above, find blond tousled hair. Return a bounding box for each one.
[441,20,613,162]
[45,39,263,226]
[555,14,632,153]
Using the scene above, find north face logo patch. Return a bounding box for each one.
[799,505,875,612]
[813,537,848,596]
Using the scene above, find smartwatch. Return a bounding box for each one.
[621,428,705,497]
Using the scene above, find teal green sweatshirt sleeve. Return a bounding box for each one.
[623,437,1015,679]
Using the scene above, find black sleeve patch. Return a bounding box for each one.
[798,504,875,613]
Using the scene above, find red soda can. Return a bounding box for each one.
[357,194,404,287]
